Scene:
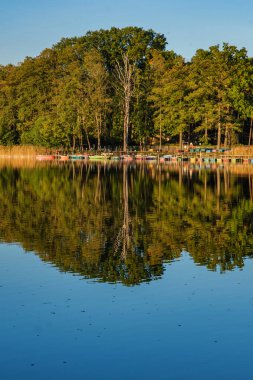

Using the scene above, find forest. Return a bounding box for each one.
[1,26,253,150]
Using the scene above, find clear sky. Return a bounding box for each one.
[1,0,253,65]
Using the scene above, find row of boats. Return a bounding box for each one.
[36,154,158,161]
[36,154,253,164]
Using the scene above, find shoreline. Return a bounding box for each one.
[0,145,253,162]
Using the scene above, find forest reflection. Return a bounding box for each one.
[0,161,253,285]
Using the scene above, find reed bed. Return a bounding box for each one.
[0,145,49,158]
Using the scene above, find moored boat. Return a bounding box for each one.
[69,155,88,160]
[121,155,133,161]
[231,157,242,164]
[111,156,121,160]
[161,155,172,161]
[89,155,109,160]
[36,155,55,161]
[145,155,157,161]
[59,155,69,161]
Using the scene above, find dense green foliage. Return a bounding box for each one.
[1,27,253,149]
[0,162,253,285]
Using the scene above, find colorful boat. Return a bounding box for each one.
[111,156,121,160]
[36,155,55,161]
[160,155,173,162]
[59,155,69,161]
[89,155,109,160]
[231,158,241,164]
[121,155,133,161]
[181,157,189,162]
[69,155,88,160]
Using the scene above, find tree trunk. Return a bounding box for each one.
[204,115,208,144]
[123,91,130,152]
[95,113,101,151]
[249,118,253,146]
[217,105,221,149]
[72,130,76,152]
[224,125,228,147]
[179,130,183,149]
[159,103,162,151]
[115,54,134,153]
[80,131,83,151]
[82,117,91,150]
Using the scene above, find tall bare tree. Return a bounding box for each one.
[115,53,135,152]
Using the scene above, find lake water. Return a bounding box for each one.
[0,161,253,379]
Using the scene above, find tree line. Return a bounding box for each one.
[1,27,253,150]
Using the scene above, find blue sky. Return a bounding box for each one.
[1,0,253,65]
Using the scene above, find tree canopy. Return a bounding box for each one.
[1,27,253,149]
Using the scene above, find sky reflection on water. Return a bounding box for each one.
[0,244,253,379]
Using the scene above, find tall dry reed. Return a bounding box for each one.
[0,145,51,158]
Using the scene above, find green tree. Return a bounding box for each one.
[0,65,19,144]
[150,54,190,148]
[189,44,250,147]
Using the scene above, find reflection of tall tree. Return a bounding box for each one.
[204,171,207,202]
[113,164,131,259]
[122,164,130,258]
[249,175,253,201]
[216,166,221,212]
[224,167,229,195]
[95,164,101,202]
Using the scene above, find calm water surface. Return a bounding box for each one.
[0,161,253,379]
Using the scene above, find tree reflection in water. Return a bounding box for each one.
[0,161,253,285]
